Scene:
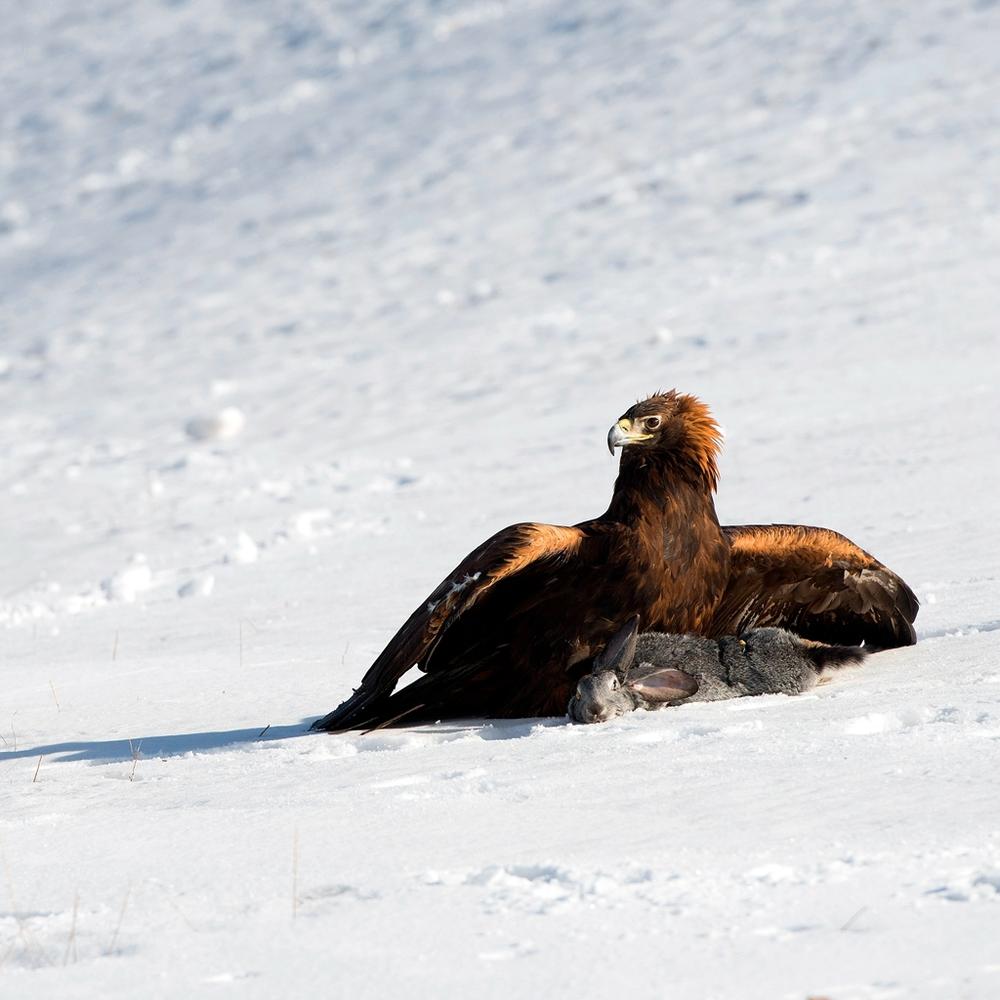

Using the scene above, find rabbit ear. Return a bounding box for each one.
[627,667,699,703]
[593,615,640,678]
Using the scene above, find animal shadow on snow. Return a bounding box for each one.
[0,716,552,764]
[0,721,313,763]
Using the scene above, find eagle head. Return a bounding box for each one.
[607,390,723,489]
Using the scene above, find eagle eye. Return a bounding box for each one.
[643,416,661,431]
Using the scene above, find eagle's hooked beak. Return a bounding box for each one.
[607,418,652,455]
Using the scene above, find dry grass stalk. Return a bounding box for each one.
[106,883,131,954]
[128,740,142,782]
[63,892,79,966]
[292,828,299,919]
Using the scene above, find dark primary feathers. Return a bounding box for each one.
[313,521,599,730]
[312,392,917,732]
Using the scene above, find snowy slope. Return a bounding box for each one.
[2,0,1000,997]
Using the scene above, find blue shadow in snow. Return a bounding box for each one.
[0,720,315,764]
[0,715,568,765]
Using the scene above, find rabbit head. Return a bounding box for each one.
[568,617,700,723]
[569,669,637,723]
[568,615,639,723]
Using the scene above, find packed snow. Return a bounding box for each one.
[2,0,999,997]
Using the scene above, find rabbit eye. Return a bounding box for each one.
[610,677,619,690]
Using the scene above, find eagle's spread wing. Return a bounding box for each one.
[712,525,918,649]
[310,522,586,732]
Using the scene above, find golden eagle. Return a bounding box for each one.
[312,391,917,732]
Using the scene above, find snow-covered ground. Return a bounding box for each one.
[2,0,999,996]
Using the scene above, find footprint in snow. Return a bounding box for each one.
[478,942,537,961]
[184,407,245,442]
[370,773,431,789]
[442,864,657,916]
[844,707,963,735]
[925,871,1000,903]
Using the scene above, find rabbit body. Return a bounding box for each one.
[568,625,864,724]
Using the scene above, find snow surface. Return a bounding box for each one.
[2,0,1000,996]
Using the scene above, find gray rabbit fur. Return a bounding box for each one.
[568,617,866,724]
